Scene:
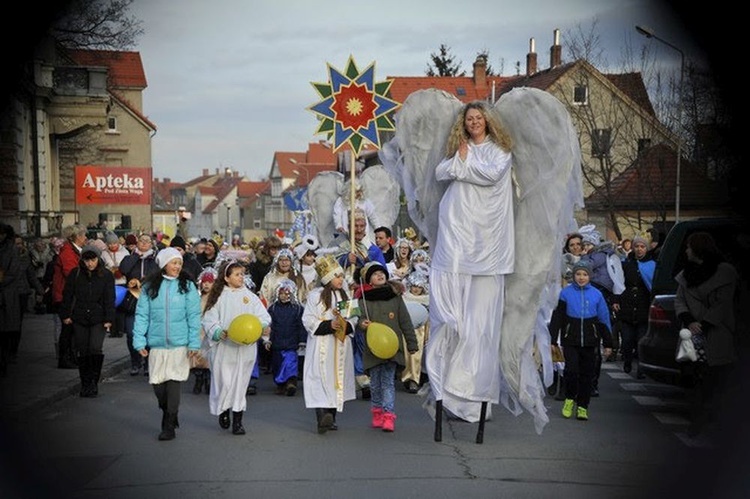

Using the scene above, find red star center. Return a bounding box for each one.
[331,82,377,132]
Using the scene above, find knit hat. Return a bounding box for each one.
[198,268,217,284]
[572,260,591,276]
[632,235,648,247]
[578,224,600,247]
[104,231,119,244]
[125,234,138,245]
[80,244,101,259]
[170,235,187,250]
[156,247,183,269]
[362,261,388,284]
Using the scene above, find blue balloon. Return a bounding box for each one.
[115,285,128,307]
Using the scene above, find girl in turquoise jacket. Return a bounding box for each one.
[132,248,202,441]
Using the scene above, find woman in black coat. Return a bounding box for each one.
[60,244,115,397]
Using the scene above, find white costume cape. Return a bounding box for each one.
[302,287,357,411]
[379,88,584,434]
[201,287,271,414]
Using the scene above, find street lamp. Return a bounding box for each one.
[223,202,231,242]
[636,25,685,223]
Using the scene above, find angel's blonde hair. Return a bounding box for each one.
[445,101,512,157]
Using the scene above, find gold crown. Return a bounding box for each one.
[314,254,344,284]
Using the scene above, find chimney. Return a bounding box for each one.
[526,38,537,76]
[202,168,208,176]
[473,54,487,88]
[164,178,170,184]
[550,29,562,68]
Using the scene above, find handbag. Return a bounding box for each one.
[675,328,697,362]
[118,289,139,315]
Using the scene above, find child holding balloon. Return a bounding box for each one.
[201,261,271,436]
[354,261,418,432]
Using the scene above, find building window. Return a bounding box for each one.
[591,128,611,158]
[256,199,262,209]
[573,85,588,105]
[253,219,261,229]
[107,116,117,132]
[637,138,652,155]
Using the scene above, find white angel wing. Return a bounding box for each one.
[379,89,462,248]
[359,164,401,230]
[492,87,584,434]
[306,170,344,247]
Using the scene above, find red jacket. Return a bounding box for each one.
[52,242,80,304]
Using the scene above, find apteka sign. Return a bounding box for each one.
[75,166,152,205]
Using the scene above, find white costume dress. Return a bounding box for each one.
[426,139,514,422]
[201,286,271,415]
[302,287,357,411]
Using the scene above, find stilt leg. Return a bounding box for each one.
[434,399,443,442]
[476,402,488,444]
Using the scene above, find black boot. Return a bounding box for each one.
[159,412,177,441]
[219,409,231,429]
[90,354,104,397]
[232,411,246,435]
[328,408,338,431]
[316,408,333,434]
[192,369,203,394]
[203,369,211,394]
[77,355,91,397]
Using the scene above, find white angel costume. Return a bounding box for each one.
[379,88,584,434]
[302,287,357,411]
[201,287,271,415]
[427,137,514,422]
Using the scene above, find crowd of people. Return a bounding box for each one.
[0,215,432,440]
[0,100,740,444]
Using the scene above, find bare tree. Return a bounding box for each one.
[426,44,465,76]
[561,19,693,238]
[51,0,143,50]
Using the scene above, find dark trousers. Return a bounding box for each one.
[153,379,181,413]
[124,313,143,369]
[73,322,106,356]
[563,345,596,408]
[690,363,733,431]
[620,321,647,363]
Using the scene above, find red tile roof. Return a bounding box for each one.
[386,75,515,104]
[585,143,731,210]
[65,49,147,89]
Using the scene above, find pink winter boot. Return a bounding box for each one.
[382,412,396,432]
[371,407,384,428]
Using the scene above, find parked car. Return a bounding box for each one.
[637,217,749,385]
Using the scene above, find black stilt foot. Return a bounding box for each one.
[434,399,443,442]
[476,402,488,444]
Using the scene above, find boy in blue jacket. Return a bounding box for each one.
[549,260,613,420]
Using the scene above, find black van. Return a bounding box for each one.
[637,217,749,384]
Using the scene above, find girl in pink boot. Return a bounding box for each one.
[354,262,418,432]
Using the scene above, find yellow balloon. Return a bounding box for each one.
[228,314,262,345]
[367,322,399,359]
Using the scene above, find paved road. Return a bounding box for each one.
[1,313,749,498]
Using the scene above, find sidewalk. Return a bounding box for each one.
[0,313,132,420]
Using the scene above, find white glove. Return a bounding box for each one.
[297,342,306,357]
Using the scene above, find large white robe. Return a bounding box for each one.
[202,287,271,414]
[302,287,356,411]
[425,139,514,422]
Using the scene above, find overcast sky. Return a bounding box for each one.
[130,0,703,183]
